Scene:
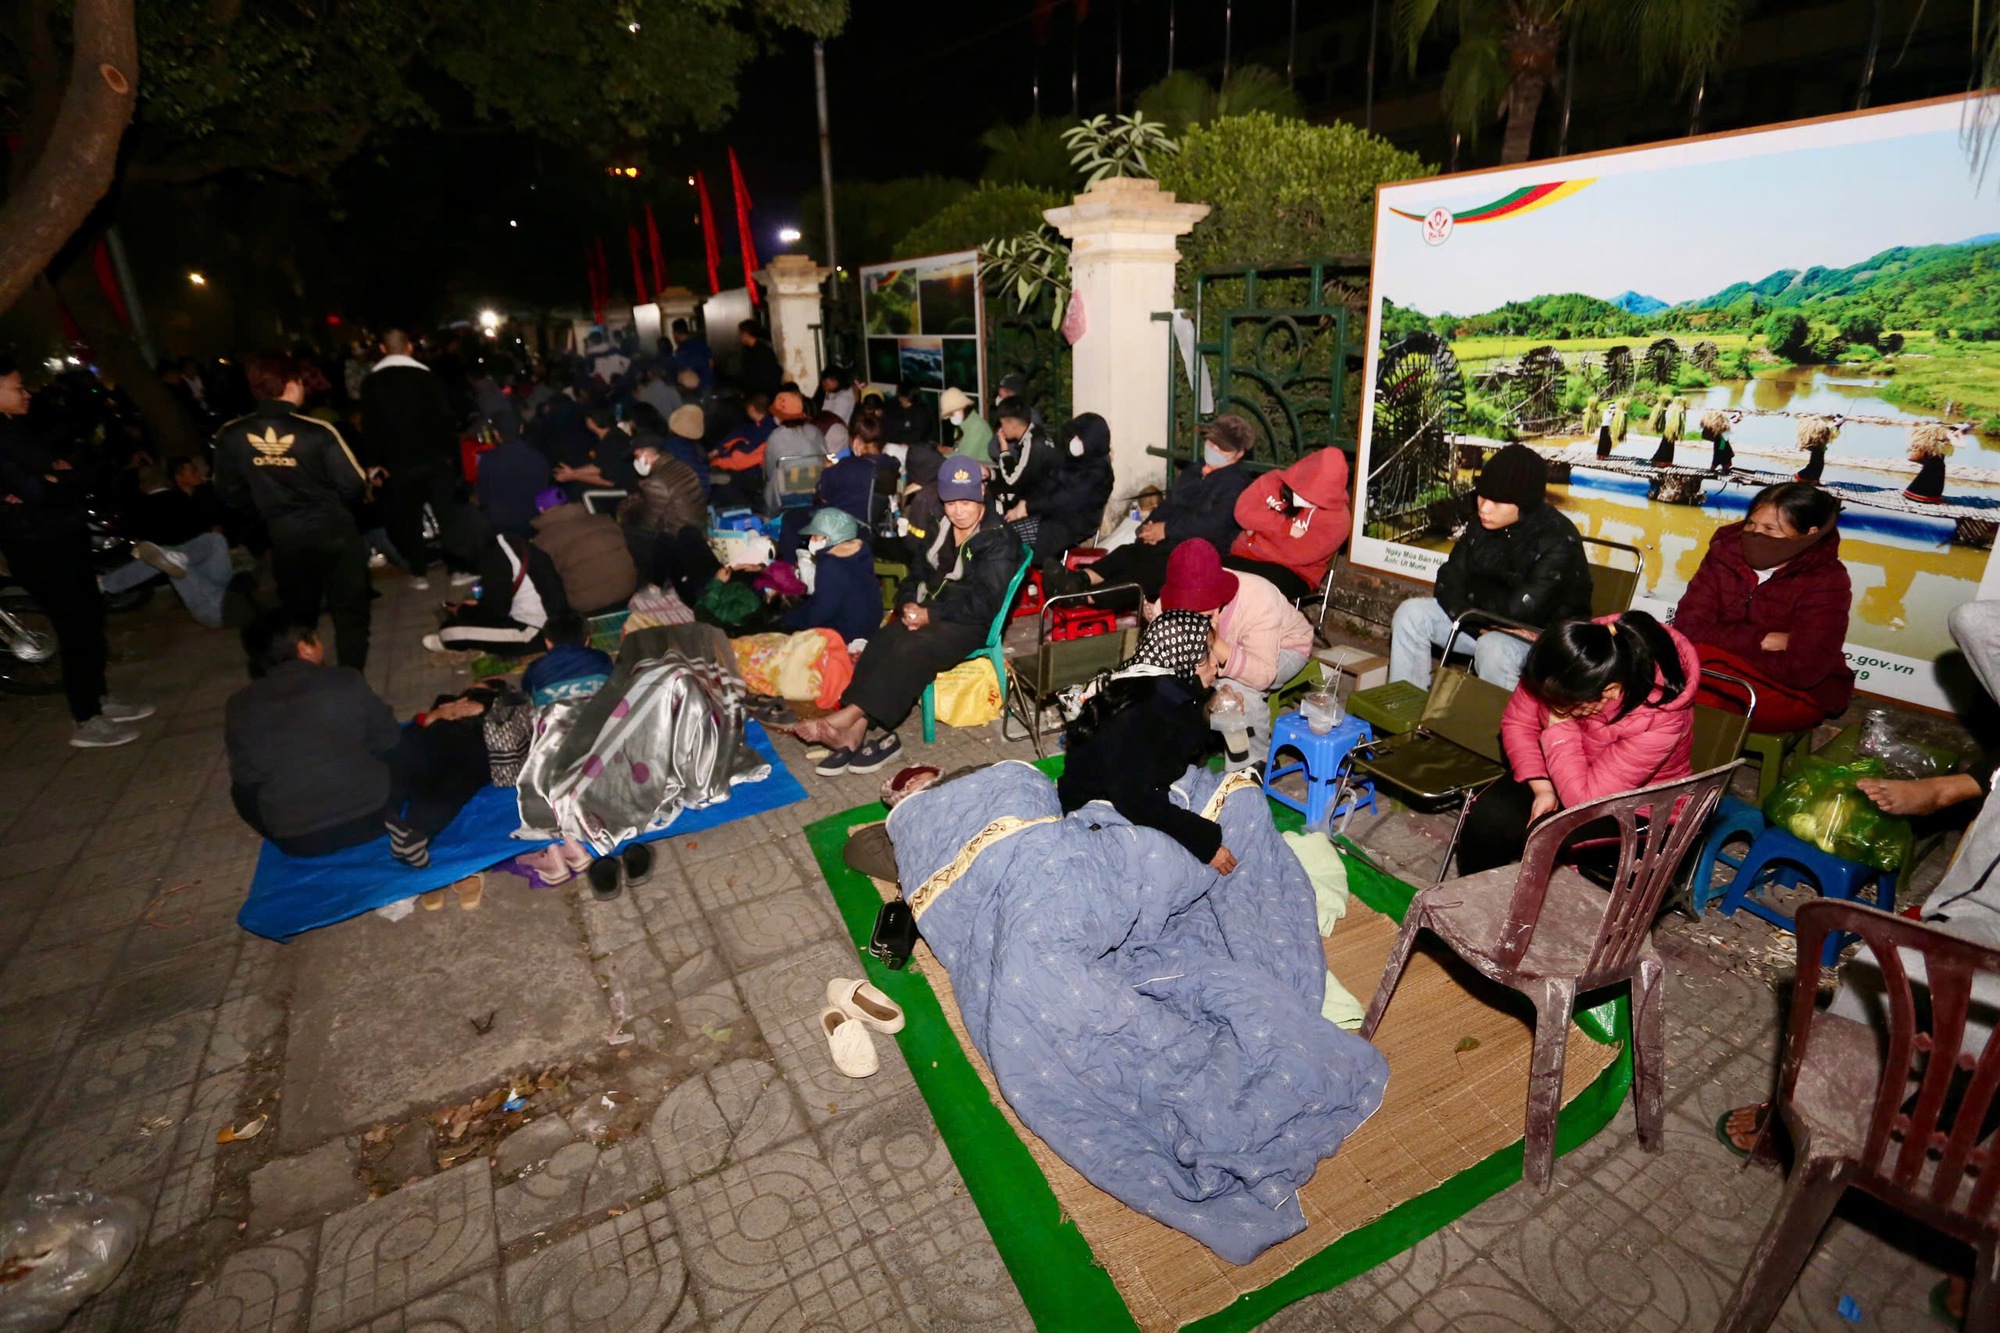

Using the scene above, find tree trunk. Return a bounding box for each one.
[1498,7,1561,165]
[1499,73,1549,164]
[52,256,203,458]
[0,0,138,315]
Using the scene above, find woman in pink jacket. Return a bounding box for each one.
[1225,446,1353,602]
[1456,610,1701,876]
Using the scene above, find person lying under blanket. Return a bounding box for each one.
[881,759,1389,1263]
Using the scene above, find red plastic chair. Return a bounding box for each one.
[1717,900,2000,1333]
[1359,761,1740,1192]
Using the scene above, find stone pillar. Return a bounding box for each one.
[655,286,700,341]
[1045,177,1209,506]
[755,254,831,391]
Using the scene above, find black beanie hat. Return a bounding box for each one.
[1476,444,1547,510]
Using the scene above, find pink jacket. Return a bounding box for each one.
[1500,618,1703,807]
[1214,571,1315,691]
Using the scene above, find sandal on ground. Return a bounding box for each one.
[827,977,905,1033]
[621,842,655,887]
[514,845,576,888]
[453,874,483,910]
[587,857,624,901]
[819,1006,879,1078]
[419,889,447,911]
[1714,1102,1776,1160]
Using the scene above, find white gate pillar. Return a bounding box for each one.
[755,255,831,391]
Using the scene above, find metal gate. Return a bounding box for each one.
[1159,257,1371,474]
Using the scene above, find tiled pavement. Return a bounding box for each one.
[0,577,1963,1331]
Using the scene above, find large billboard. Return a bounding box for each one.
[858,250,986,422]
[1353,96,2000,710]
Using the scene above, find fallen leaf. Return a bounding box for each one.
[216,1114,268,1144]
[1454,1037,1481,1054]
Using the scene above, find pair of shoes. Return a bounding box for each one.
[823,732,901,777]
[132,541,190,578]
[408,575,431,591]
[70,715,140,748]
[421,633,447,653]
[388,820,431,868]
[99,696,155,723]
[585,842,657,900]
[819,977,906,1077]
[516,839,589,888]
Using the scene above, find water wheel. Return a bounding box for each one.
[1516,345,1565,431]
[1690,340,1719,373]
[1602,344,1633,393]
[1645,337,1681,385]
[1368,333,1468,544]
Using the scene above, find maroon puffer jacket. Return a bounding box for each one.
[1673,521,1855,716]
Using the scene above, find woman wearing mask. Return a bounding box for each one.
[781,507,881,646]
[936,387,994,465]
[1225,446,1352,602]
[1457,610,1701,876]
[1007,411,1115,572]
[1675,482,1853,733]
[1057,610,1235,872]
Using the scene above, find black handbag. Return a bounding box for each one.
[868,898,918,970]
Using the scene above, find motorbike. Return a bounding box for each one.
[0,565,61,696]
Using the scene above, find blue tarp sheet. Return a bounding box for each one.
[237,721,805,941]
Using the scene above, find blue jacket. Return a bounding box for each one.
[814,453,894,530]
[781,546,881,646]
[523,641,613,706]
[476,436,552,539]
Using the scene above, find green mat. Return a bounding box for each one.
[802,758,1632,1332]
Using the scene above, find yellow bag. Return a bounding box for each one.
[932,656,1003,728]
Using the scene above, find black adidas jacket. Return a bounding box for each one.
[213,401,369,544]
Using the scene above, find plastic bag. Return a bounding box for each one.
[932,658,1003,727]
[0,1192,140,1333]
[1763,755,1911,874]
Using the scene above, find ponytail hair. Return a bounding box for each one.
[1519,610,1687,721]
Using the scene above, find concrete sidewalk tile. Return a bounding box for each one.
[46,1008,215,1116]
[353,1271,503,1332]
[872,1192,1032,1332]
[713,888,840,972]
[85,946,238,1041]
[152,1066,250,1244]
[10,1082,195,1197]
[172,1230,317,1333]
[0,931,125,1004]
[204,993,287,1076]
[683,840,805,916]
[308,1160,496,1331]
[503,1201,694,1332]
[0,991,91,1068]
[494,1140,597,1244]
[822,1089,966,1240]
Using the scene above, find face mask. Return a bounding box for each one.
[1068,436,1085,457]
[633,455,654,477]
[948,410,966,426]
[1738,526,1820,570]
[1203,443,1232,468]
[807,537,829,555]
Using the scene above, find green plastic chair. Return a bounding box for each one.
[918,551,1035,745]
[1743,730,1809,805]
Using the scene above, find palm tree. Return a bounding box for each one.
[979,117,1082,191]
[1134,66,1304,136]
[1393,0,1742,164]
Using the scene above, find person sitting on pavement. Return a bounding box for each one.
[660,402,710,494]
[1157,539,1314,770]
[810,412,897,543]
[1057,609,1233,871]
[473,429,551,540]
[1226,445,1353,604]
[790,457,1024,776]
[522,611,614,706]
[1052,413,1258,601]
[882,381,936,448]
[617,430,714,601]
[1676,482,1854,734]
[763,389,828,515]
[709,392,774,512]
[634,361,683,423]
[993,372,1046,432]
[1455,610,1700,877]
[782,507,882,647]
[103,462,242,630]
[227,613,489,866]
[936,386,993,465]
[669,318,714,392]
[1389,443,1591,692]
[558,404,640,494]
[529,486,638,617]
[423,525,554,656]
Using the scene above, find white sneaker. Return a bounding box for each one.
[819,1007,879,1078]
[71,716,140,748]
[421,633,447,652]
[448,570,477,588]
[132,541,189,578]
[826,977,905,1033]
[407,576,430,591]
[99,696,156,722]
[368,552,388,569]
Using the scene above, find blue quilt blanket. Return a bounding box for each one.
[886,759,1389,1264]
[238,721,805,942]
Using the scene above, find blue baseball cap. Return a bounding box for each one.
[938,457,984,503]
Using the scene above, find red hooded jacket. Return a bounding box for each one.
[1229,447,1352,589]
[1501,618,1703,807]
[1672,521,1855,716]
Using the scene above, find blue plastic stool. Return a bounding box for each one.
[1263,711,1377,830]
[1714,825,1895,966]
[1689,796,1768,916]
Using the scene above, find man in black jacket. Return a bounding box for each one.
[1057,412,1257,600]
[227,613,490,865]
[736,320,782,399]
[360,330,466,590]
[0,358,154,747]
[214,353,374,669]
[1389,443,1591,690]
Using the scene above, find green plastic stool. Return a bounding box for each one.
[873,559,909,613]
[1348,680,1428,736]
[1743,730,1807,805]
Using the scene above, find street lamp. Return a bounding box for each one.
[777,227,802,245]
[187,272,206,286]
[478,309,500,337]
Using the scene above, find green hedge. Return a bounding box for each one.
[1156,113,1433,280]
[892,183,1066,262]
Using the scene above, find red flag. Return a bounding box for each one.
[695,171,722,295]
[626,222,647,304]
[644,203,667,295]
[728,147,761,306]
